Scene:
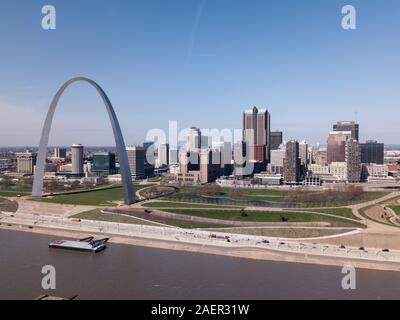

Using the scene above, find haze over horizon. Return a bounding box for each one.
[1,0,400,147]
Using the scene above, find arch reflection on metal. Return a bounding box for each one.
[32,77,134,205]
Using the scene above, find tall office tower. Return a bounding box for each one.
[169,148,179,165]
[210,141,233,175]
[158,143,170,166]
[345,139,361,182]
[360,140,384,164]
[299,141,309,167]
[200,135,209,150]
[186,127,202,151]
[327,131,352,163]
[220,141,233,175]
[214,141,233,165]
[92,152,116,175]
[142,141,155,166]
[233,141,249,177]
[126,146,145,179]
[270,144,286,174]
[270,131,283,150]
[53,147,67,159]
[243,106,271,163]
[251,145,266,163]
[16,150,37,174]
[71,144,84,175]
[333,121,359,141]
[283,140,300,184]
[182,128,202,169]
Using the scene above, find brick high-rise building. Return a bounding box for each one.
[327,131,352,163]
[251,145,266,163]
[345,139,361,183]
[283,140,300,184]
[243,106,271,163]
[16,150,37,174]
[270,131,283,150]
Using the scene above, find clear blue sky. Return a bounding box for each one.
[1,0,400,147]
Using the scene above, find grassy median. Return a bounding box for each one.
[300,207,360,220]
[36,185,151,206]
[142,201,244,209]
[162,209,364,228]
[72,209,228,229]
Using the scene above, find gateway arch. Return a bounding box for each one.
[32,77,135,205]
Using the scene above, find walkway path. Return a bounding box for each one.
[351,191,400,232]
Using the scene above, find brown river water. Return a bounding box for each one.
[1,229,400,300]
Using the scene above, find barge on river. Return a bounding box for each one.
[49,236,109,253]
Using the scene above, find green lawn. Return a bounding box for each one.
[142,201,244,209]
[0,198,18,212]
[146,177,163,183]
[165,187,389,208]
[72,209,227,229]
[389,206,400,215]
[302,207,361,220]
[289,191,390,208]
[0,185,31,197]
[0,190,30,197]
[36,185,150,206]
[145,202,357,221]
[226,188,286,196]
[162,209,364,227]
[167,187,287,203]
[220,188,287,201]
[72,209,159,225]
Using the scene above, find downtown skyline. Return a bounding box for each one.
[1,0,400,147]
[3,0,400,306]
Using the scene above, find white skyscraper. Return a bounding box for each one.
[71,144,84,174]
[158,143,170,166]
[299,141,309,167]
